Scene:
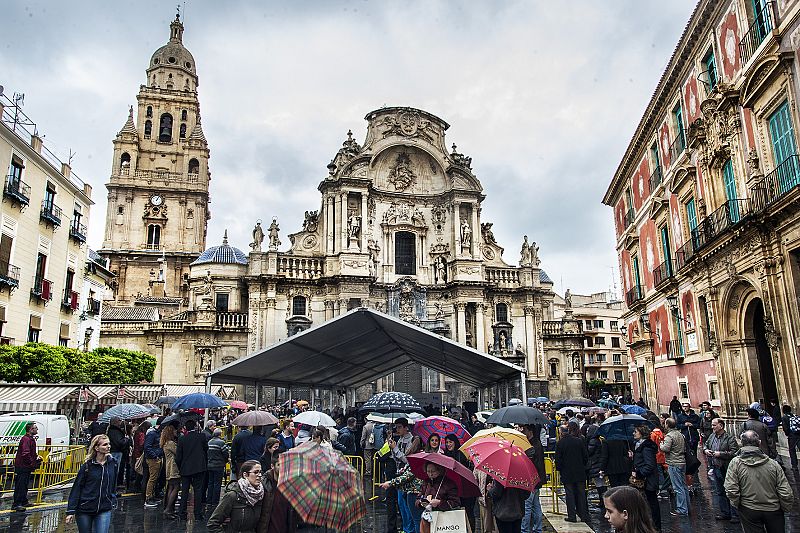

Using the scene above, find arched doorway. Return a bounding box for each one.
[744,297,778,404]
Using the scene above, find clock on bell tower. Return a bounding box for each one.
[99,14,211,304]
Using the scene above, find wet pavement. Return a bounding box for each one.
[1,465,798,533]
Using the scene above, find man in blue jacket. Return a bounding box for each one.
[143,425,163,508]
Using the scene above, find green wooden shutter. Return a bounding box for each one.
[723,159,740,223]
[768,100,798,193]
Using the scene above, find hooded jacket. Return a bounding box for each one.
[143,427,163,459]
[723,446,793,512]
[632,438,659,492]
[66,455,118,515]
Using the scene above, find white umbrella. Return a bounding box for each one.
[293,410,336,427]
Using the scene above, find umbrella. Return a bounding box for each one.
[460,427,532,453]
[155,396,177,406]
[597,398,620,409]
[159,411,201,427]
[465,437,540,490]
[485,405,549,427]
[277,442,366,531]
[557,406,586,415]
[293,410,336,427]
[296,400,309,407]
[358,392,424,414]
[365,412,424,424]
[227,400,248,410]
[232,410,280,427]
[142,404,161,414]
[533,396,549,404]
[97,403,152,423]
[171,393,226,410]
[595,414,655,441]
[553,397,596,408]
[587,407,608,415]
[412,416,471,445]
[406,452,481,497]
[620,404,647,416]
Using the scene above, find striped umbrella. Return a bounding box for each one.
[98,403,152,423]
[412,416,471,445]
[277,442,367,531]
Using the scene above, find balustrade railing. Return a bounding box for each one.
[277,256,323,279]
[648,166,663,192]
[541,320,582,336]
[750,154,800,212]
[3,175,30,205]
[485,267,519,285]
[739,1,774,65]
[653,259,675,287]
[625,286,644,307]
[217,312,248,328]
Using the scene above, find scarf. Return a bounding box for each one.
[237,477,264,507]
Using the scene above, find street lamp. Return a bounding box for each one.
[639,311,651,332]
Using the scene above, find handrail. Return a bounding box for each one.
[739,1,774,65]
[649,165,663,192]
[625,286,644,307]
[653,258,675,287]
[3,174,31,204]
[750,154,800,211]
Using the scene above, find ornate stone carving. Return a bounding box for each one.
[431,203,447,233]
[450,144,473,170]
[302,210,319,233]
[481,223,496,245]
[343,260,367,269]
[387,152,416,191]
[382,110,433,142]
[430,239,450,255]
[481,246,495,260]
[302,234,318,249]
[367,239,381,277]
[458,266,480,275]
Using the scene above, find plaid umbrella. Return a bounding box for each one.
[97,403,152,423]
[412,416,471,445]
[277,443,367,531]
[465,437,540,490]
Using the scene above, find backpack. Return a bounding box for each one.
[788,414,800,435]
[372,423,387,450]
[760,413,778,431]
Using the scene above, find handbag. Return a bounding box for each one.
[134,454,144,475]
[430,509,471,533]
[629,474,645,490]
[422,478,444,523]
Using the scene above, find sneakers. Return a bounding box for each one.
[144,499,160,508]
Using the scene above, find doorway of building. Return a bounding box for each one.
[746,298,778,404]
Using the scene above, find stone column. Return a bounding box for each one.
[326,195,334,254]
[452,204,461,257]
[524,306,536,376]
[341,192,348,252]
[360,193,368,251]
[324,300,334,321]
[455,302,467,344]
[471,205,480,260]
[475,303,486,352]
[265,299,276,348]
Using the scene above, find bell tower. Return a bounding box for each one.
[99,14,211,304]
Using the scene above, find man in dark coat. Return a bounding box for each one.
[669,396,682,419]
[704,418,739,522]
[520,425,546,533]
[176,419,208,520]
[676,403,701,456]
[555,422,590,524]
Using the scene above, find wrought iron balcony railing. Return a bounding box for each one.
[750,154,800,212]
[691,199,751,251]
[649,166,663,192]
[625,286,644,307]
[669,130,687,164]
[31,277,53,301]
[3,175,30,206]
[0,261,20,289]
[653,259,676,287]
[87,297,102,315]
[40,201,62,227]
[624,207,635,228]
[665,339,685,361]
[62,289,79,311]
[739,1,774,65]
[69,220,87,243]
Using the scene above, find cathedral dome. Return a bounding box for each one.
[148,15,196,76]
[192,231,248,266]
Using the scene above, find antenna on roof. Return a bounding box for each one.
[69,149,77,166]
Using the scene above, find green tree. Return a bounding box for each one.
[0,345,21,381]
[18,343,68,382]
[63,348,94,383]
[86,354,129,383]
[92,347,156,382]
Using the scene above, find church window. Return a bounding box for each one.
[495,303,508,323]
[181,109,188,121]
[144,120,152,138]
[292,296,307,316]
[153,58,159,65]
[549,359,559,378]
[158,113,173,143]
[117,206,124,215]
[120,152,131,170]
[188,158,199,175]
[215,293,229,312]
[185,62,192,69]
[146,224,161,249]
[180,124,187,139]
[168,56,176,64]
[146,106,152,118]
[395,231,416,275]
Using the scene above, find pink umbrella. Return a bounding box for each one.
[412,416,471,445]
[227,400,248,410]
[406,452,481,497]
[465,437,540,490]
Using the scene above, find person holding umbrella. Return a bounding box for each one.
[630,425,660,531]
[442,434,477,532]
[424,434,443,454]
[416,462,461,533]
[379,463,423,532]
[519,425,546,533]
[488,477,529,533]
[555,421,591,524]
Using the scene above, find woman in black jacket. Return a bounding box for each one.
[631,425,660,531]
[66,435,118,533]
[555,422,591,524]
[586,422,609,500]
[443,434,477,532]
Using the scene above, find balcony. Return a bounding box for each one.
[649,166,663,192]
[86,297,102,315]
[625,286,644,308]
[665,339,685,361]
[653,259,676,288]
[62,289,79,312]
[750,154,800,212]
[40,201,62,227]
[145,243,161,250]
[31,277,53,302]
[691,199,751,251]
[624,207,635,228]
[675,238,697,270]
[277,255,323,280]
[485,267,520,287]
[739,1,774,66]
[3,175,30,206]
[0,261,20,290]
[668,130,687,165]
[216,312,249,328]
[541,320,582,336]
[69,220,87,243]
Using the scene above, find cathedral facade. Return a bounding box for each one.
[100,16,585,405]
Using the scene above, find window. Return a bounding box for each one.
[678,380,689,400]
[708,380,719,401]
[292,296,306,316]
[593,320,604,329]
[181,109,188,121]
[215,293,229,312]
[673,103,686,153]
[146,106,153,118]
[120,152,131,169]
[660,225,673,277]
[179,123,187,139]
[586,337,593,347]
[632,255,642,293]
[768,100,798,193]
[144,120,152,138]
[599,370,608,380]
[614,370,624,382]
[394,231,416,275]
[722,159,740,223]
[158,113,173,142]
[188,158,200,174]
[703,48,718,93]
[34,252,47,284]
[495,303,508,323]
[0,233,14,280]
[597,353,607,363]
[698,295,711,348]
[585,320,592,330]
[549,360,558,377]
[44,182,56,210]
[146,224,161,249]
[625,187,634,214]
[28,315,41,343]
[588,354,595,364]
[650,141,661,172]
[613,353,622,365]
[611,337,620,348]
[610,320,618,331]
[685,198,698,244]
[595,336,606,345]
[63,269,75,304]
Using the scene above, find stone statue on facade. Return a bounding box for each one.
[564,288,572,309]
[572,352,581,372]
[268,218,281,250]
[367,239,381,277]
[348,211,361,240]
[520,235,531,266]
[196,270,213,310]
[481,222,496,245]
[303,210,319,233]
[531,240,540,266]
[251,221,264,251]
[460,219,472,251]
[434,255,447,285]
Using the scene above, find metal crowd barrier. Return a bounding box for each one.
[0,444,87,504]
[543,452,563,515]
[344,454,364,477]
[372,454,386,500]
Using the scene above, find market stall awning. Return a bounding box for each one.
[0,385,96,413]
[125,385,165,403]
[210,308,525,389]
[89,386,138,403]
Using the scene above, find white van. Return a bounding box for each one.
[0,413,71,447]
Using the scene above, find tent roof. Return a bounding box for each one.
[210,308,524,389]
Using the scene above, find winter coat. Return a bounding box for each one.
[555,434,588,483]
[163,440,180,480]
[699,410,718,439]
[14,434,40,469]
[240,432,267,462]
[739,419,772,456]
[488,480,529,521]
[660,429,685,465]
[132,431,147,460]
[337,427,357,455]
[524,436,546,490]
[703,430,739,474]
[277,432,295,452]
[231,429,252,467]
[604,439,631,475]
[360,422,375,450]
[724,446,793,512]
[143,428,163,459]
[206,481,264,533]
[106,424,128,454]
[176,431,208,476]
[415,476,460,511]
[207,437,230,471]
[650,428,666,465]
[632,438,659,492]
[66,456,118,516]
[586,425,608,477]
[676,410,700,446]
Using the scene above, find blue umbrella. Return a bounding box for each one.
[621,404,647,415]
[533,396,549,404]
[595,414,654,441]
[98,403,152,423]
[171,392,226,410]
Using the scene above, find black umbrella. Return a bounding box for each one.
[595,414,655,441]
[358,392,425,415]
[155,396,178,406]
[485,405,549,427]
[553,397,596,409]
[159,411,200,427]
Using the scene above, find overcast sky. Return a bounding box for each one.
[2,0,696,296]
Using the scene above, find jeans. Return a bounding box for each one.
[75,510,113,533]
[737,506,785,533]
[712,467,737,518]
[178,472,205,519]
[521,488,542,533]
[563,482,590,522]
[206,469,224,508]
[667,464,689,515]
[406,492,422,533]
[13,467,33,506]
[397,490,415,533]
[788,434,799,469]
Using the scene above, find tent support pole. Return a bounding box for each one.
[254,382,260,408]
[477,388,483,411]
[520,372,527,403]
[504,381,509,405]
[288,384,293,409]
[204,375,211,426]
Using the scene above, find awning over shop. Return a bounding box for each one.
[125,385,165,403]
[89,386,138,403]
[209,308,525,390]
[0,385,96,413]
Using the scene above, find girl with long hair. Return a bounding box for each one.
[424,433,442,453]
[160,424,180,519]
[603,486,658,533]
[442,434,477,532]
[65,435,118,533]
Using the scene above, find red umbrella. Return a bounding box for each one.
[465,437,540,490]
[406,452,480,498]
[227,400,248,410]
[412,416,471,445]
